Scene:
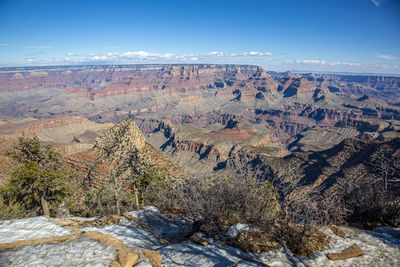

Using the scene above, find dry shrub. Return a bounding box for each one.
[281,186,350,226]
[343,175,400,227]
[277,223,329,256]
[274,187,342,256]
[146,176,336,256]
[145,176,280,235]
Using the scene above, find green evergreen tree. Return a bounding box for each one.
[4,137,73,217]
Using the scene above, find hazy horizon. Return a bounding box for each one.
[2,63,400,76]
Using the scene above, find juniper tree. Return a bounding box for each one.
[4,137,73,217]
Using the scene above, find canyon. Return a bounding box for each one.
[1,64,400,266]
[1,64,399,221]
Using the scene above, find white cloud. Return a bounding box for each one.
[105,52,119,57]
[208,51,272,57]
[287,58,399,71]
[120,51,175,59]
[208,51,225,56]
[377,54,398,60]
[3,51,400,74]
[292,59,362,67]
[241,51,272,56]
[8,50,275,66]
[175,54,194,59]
[121,51,151,58]
[372,0,385,7]
[90,55,107,61]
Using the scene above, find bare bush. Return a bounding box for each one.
[277,223,329,256]
[276,184,349,255]
[281,185,350,226]
[145,176,280,234]
[342,174,400,227]
[371,146,400,192]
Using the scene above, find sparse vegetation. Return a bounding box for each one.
[341,174,400,228]
[145,174,338,255]
[277,223,329,256]
[77,164,167,217]
[146,176,280,236]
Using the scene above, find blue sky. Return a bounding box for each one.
[0,0,399,73]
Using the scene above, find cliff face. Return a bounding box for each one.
[0,64,260,95]
[0,64,274,125]
[0,117,112,142]
[146,120,287,176]
[325,74,400,90]
[1,65,399,139]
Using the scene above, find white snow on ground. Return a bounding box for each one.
[372,226,400,243]
[0,216,74,243]
[300,226,400,267]
[129,247,153,267]
[227,223,250,239]
[82,206,193,250]
[160,242,261,266]
[0,235,116,267]
[257,249,306,267]
[159,225,400,267]
[128,206,193,243]
[1,207,399,267]
[81,207,400,267]
[81,217,162,249]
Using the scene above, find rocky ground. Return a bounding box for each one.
[0,207,399,267]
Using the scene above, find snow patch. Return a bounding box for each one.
[0,216,74,243]
[128,206,193,243]
[0,235,116,267]
[227,223,250,238]
[302,226,400,267]
[372,226,400,245]
[82,217,162,249]
[160,242,261,267]
[1,208,399,266]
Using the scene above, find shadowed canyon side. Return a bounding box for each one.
[146,119,288,176]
